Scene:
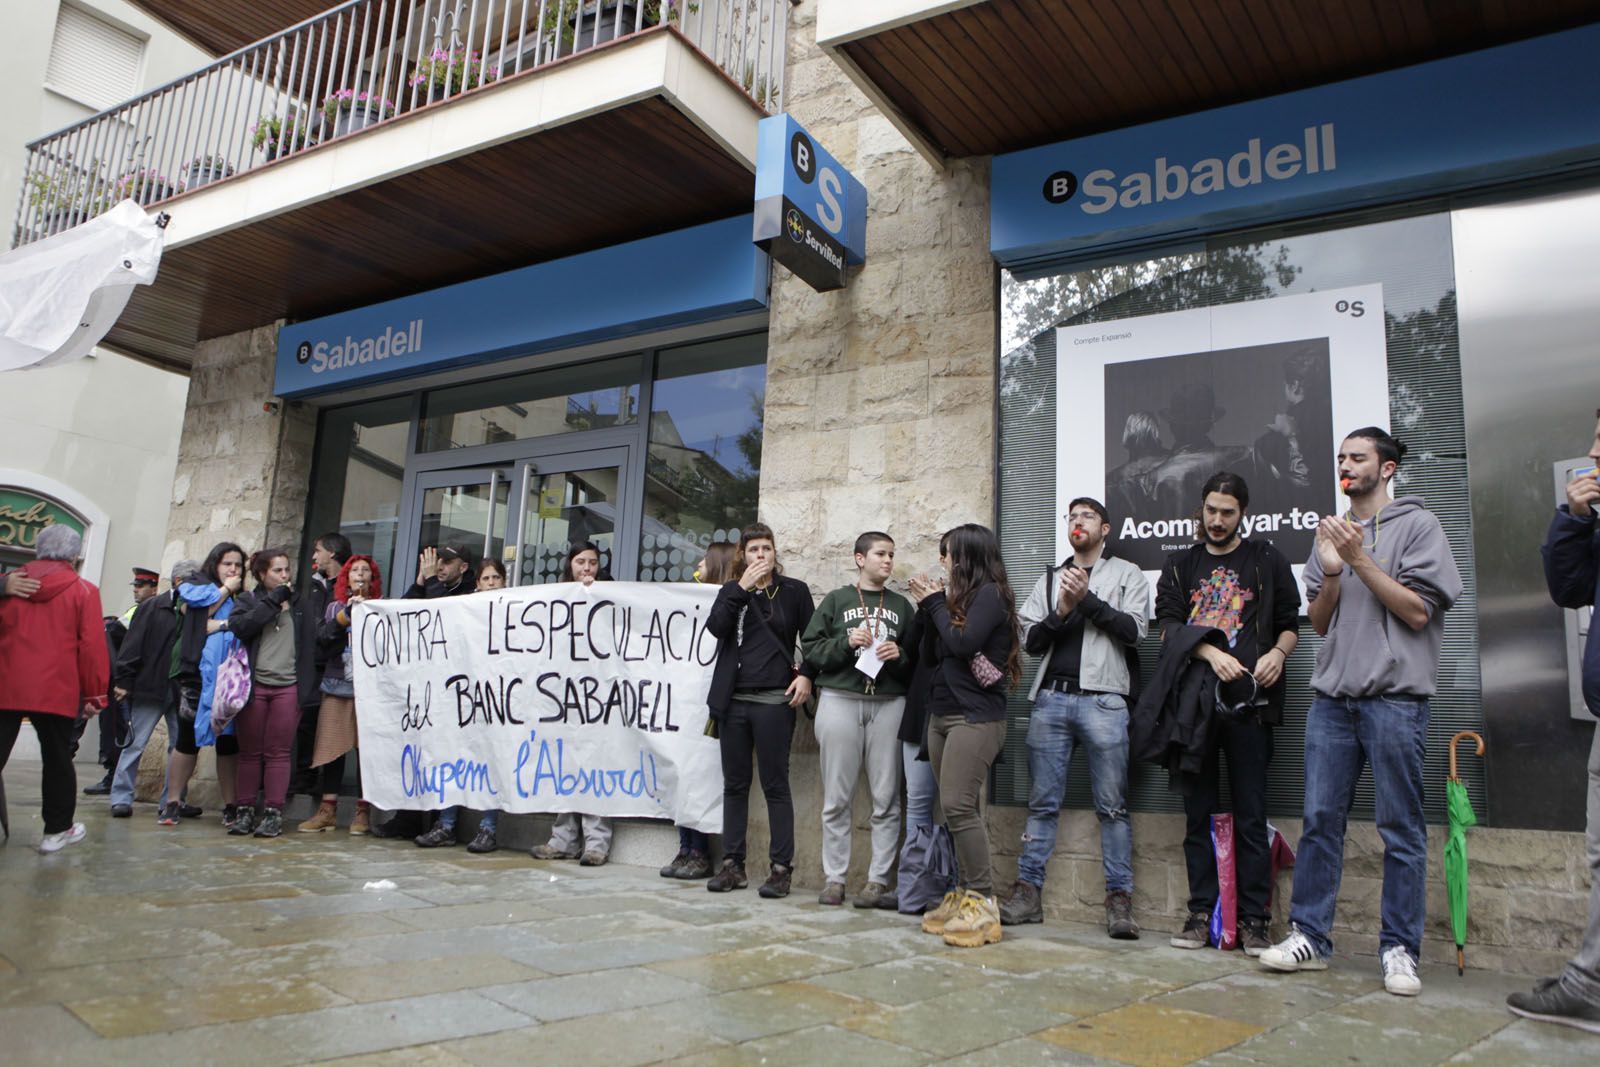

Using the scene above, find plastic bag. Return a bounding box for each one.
[1208,813,1238,950]
[211,644,252,733]
[898,823,958,914]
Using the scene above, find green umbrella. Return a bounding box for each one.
[1445,731,1485,976]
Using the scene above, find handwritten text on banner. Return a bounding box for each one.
[352,582,723,832]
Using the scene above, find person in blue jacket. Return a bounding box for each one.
[1508,414,1600,1035]
[162,542,245,827]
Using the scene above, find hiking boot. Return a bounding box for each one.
[942,891,1002,948]
[228,807,256,836]
[348,804,371,836]
[298,802,337,833]
[253,808,284,838]
[1170,911,1211,950]
[221,804,239,829]
[157,802,180,826]
[674,850,712,879]
[110,804,132,818]
[1105,890,1139,940]
[530,842,581,860]
[1259,927,1329,971]
[660,849,690,878]
[38,823,87,854]
[1240,917,1271,957]
[82,772,112,796]
[414,824,455,848]
[758,863,792,899]
[999,880,1042,926]
[467,827,498,854]
[818,882,846,906]
[921,890,963,935]
[579,850,609,867]
[1507,979,1600,1034]
[707,858,748,892]
[1381,945,1421,997]
[179,804,203,819]
[853,882,890,909]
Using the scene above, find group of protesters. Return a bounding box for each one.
[2,417,1599,1032]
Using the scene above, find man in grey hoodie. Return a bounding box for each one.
[1260,427,1462,998]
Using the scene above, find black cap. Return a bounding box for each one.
[436,543,473,565]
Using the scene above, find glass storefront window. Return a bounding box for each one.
[418,356,640,452]
[995,213,1480,821]
[639,334,765,581]
[303,396,410,590]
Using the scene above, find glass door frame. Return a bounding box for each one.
[408,465,515,585]
[395,427,645,587]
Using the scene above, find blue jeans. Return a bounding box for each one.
[1289,694,1430,959]
[438,806,498,833]
[903,740,938,829]
[110,699,176,808]
[1018,690,1132,893]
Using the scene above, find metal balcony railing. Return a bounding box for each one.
[13,0,786,247]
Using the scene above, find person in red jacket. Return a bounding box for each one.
[0,525,111,853]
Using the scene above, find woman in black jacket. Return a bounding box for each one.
[223,548,310,837]
[704,523,816,898]
[908,523,1020,949]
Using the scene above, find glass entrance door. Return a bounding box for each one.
[511,448,629,585]
[409,467,512,585]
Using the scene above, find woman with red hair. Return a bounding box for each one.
[297,555,380,835]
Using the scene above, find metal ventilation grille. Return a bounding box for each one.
[996,212,1482,824]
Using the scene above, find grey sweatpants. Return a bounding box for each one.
[1562,725,1600,1002]
[548,812,613,855]
[814,689,904,884]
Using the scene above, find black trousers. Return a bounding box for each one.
[1182,716,1274,922]
[0,710,79,833]
[718,700,796,866]
[294,699,320,791]
[97,699,127,770]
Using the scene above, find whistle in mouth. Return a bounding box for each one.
[1339,477,1353,491]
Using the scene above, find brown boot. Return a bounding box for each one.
[297,801,337,833]
[349,803,371,836]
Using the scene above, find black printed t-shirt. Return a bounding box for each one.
[1180,546,1261,670]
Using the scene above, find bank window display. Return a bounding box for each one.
[418,356,640,452]
[996,212,1483,819]
[303,395,411,586]
[639,334,765,581]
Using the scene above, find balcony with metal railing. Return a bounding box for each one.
[18,0,786,369]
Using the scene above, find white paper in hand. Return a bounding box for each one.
[855,637,885,681]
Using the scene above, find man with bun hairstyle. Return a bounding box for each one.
[1261,427,1462,997]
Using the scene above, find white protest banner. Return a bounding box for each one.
[351,581,723,832]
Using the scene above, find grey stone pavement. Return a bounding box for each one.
[1,759,1597,1067]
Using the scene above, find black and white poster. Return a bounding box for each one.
[1057,283,1388,588]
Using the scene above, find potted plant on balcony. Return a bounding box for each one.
[111,167,172,206]
[410,47,499,103]
[321,89,395,139]
[251,112,312,160]
[181,154,235,190]
[539,0,686,58]
[26,160,108,234]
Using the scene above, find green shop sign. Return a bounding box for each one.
[0,488,86,552]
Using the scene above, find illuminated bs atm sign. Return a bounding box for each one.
[753,114,866,292]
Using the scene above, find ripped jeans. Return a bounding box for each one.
[1017,689,1132,893]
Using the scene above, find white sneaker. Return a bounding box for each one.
[38,822,86,854]
[1259,928,1330,972]
[1381,945,1421,996]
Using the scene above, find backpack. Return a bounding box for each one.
[897,823,959,914]
[211,644,252,733]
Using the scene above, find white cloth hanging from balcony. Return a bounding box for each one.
[0,199,165,372]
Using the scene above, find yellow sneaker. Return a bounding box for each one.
[921,890,963,935]
[941,891,1002,948]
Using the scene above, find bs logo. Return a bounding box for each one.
[785,208,806,243]
[1043,170,1078,204]
[296,341,312,364]
[789,129,845,236]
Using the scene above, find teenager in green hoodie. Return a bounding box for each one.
[801,531,915,909]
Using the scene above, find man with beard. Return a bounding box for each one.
[1159,471,1300,957]
[1260,428,1461,997]
[292,533,351,801]
[1004,497,1150,937]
